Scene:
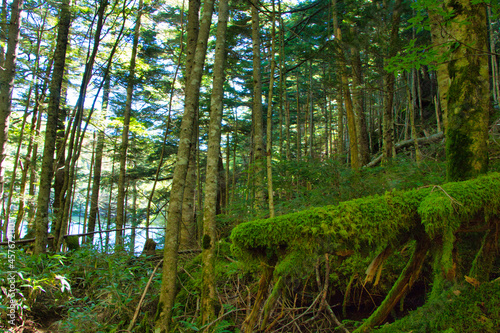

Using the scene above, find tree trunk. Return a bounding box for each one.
[178,0,199,250]
[408,71,422,162]
[251,0,265,210]
[180,129,197,250]
[5,98,29,238]
[0,0,22,232]
[337,84,345,158]
[115,0,143,250]
[201,0,229,322]
[430,0,490,181]
[296,72,301,162]
[266,1,277,218]
[308,60,314,158]
[33,0,72,254]
[155,0,214,329]
[382,0,402,164]
[350,38,370,166]
[332,0,359,169]
[86,74,110,244]
[130,180,138,253]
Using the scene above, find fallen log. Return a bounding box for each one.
[365,132,444,167]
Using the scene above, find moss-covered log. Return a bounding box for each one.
[231,173,500,329]
[232,173,500,266]
[232,185,430,274]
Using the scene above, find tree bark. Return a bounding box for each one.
[86,74,110,244]
[33,0,72,254]
[350,37,370,166]
[180,129,198,250]
[332,0,359,169]
[251,0,265,210]
[115,0,143,250]
[430,0,490,181]
[266,0,277,218]
[155,0,215,329]
[178,0,200,251]
[201,0,229,322]
[382,0,403,164]
[0,0,22,238]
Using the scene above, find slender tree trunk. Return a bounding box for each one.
[489,8,499,105]
[0,0,23,239]
[225,134,230,208]
[408,71,422,162]
[86,74,110,244]
[83,140,95,233]
[155,0,215,329]
[251,0,265,210]
[278,0,285,158]
[33,0,72,254]
[180,128,198,249]
[106,148,116,252]
[296,72,301,161]
[337,85,345,158]
[201,0,229,322]
[177,0,199,250]
[0,0,22,238]
[332,0,359,169]
[5,97,29,238]
[51,105,67,250]
[382,0,402,164]
[266,0,277,217]
[130,180,138,253]
[26,78,47,238]
[115,0,143,250]
[350,39,370,166]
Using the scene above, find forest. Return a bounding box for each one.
[1,0,500,331]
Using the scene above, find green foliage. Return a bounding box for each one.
[0,250,72,329]
[373,281,500,332]
[0,246,160,332]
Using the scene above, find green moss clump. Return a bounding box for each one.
[419,173,500,238]
[373,281,500,333]
[65,236,80,251]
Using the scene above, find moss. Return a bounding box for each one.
[373,282,500,333]
[419,173,500,238]
[232,173,500,278]
[64,236,80,251]
[445,26,489,182]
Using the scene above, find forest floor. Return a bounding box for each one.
[2,155,500,332]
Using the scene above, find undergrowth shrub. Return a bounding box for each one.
[0,249,71,329]
[1,246,161,332]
